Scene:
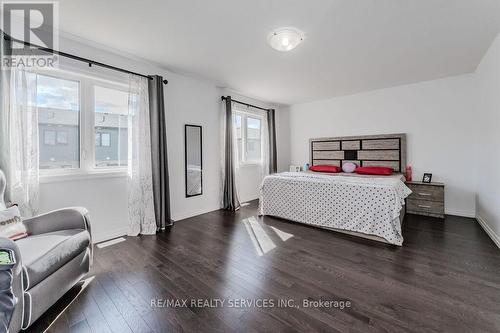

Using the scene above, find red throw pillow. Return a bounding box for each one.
[309,165,342,173]
[355,166,394,175]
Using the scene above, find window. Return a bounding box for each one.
[43,129,69,147]
[233,112,263,164]
[43,130,56,146]
[94,86,128,167]
[95,132,111,147]
[56,131,68,145]
[34,69,129,175]
[37,74,80,169]
[101,133,111,147]
[246,117,261,162]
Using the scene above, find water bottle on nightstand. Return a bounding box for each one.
[405,166,412,182]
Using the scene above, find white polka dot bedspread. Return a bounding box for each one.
[259,172,412,245]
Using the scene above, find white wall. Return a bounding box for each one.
[165,73,222,221]
[40,176,129,243]
[474,33,500,248]
[287,74,478,217]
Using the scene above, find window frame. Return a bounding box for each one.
[233,110,264,166]
[34,68,130,182]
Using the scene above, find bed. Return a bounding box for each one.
[259,133,412,245]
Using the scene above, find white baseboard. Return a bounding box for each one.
[476,215,500,249]
[445,209,476,218]
[240,196,259,203]
[96,237,126,248]
[172,206,222,222]
[92,227,129,244]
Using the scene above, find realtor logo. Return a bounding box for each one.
[1,1,58,68]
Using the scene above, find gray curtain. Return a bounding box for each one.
[148,75,172,229]
[223,96,241,211]
[267,109,278,174]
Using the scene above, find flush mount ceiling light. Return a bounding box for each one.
[267,27,304,52]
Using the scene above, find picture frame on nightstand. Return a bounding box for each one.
[422,173,432,183]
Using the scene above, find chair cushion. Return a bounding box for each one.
[15,229,90,289]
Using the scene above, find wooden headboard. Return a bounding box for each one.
[309,133,406,172]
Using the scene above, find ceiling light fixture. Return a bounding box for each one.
[267,27,304,52]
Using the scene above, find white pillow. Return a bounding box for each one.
[342,162,357,173]
[0,206,28,240]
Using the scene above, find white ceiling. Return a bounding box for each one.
[57,0,500,105]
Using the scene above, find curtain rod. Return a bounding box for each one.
[221,96,272,112]
[2,32,168,84]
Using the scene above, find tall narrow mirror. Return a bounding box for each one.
[185,125,203,197]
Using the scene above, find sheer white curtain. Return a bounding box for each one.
[244,107,270,181]
[0,65,39,217]
[127,75,157,236]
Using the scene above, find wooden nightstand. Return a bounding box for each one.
[405,181,445,219]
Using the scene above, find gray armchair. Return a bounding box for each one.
[0,170,92,332]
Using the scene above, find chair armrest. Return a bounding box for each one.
[23,207,91,236]
[0,237,21,270]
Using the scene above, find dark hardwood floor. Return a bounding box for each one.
[28,200,500,333]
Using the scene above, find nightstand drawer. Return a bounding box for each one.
[407,184,444,202]
[407,199,444,217]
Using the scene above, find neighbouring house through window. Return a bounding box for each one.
[35,70,129,172]
[233,111,263,165]
[94,85,128,167]
[37,74,80,169]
